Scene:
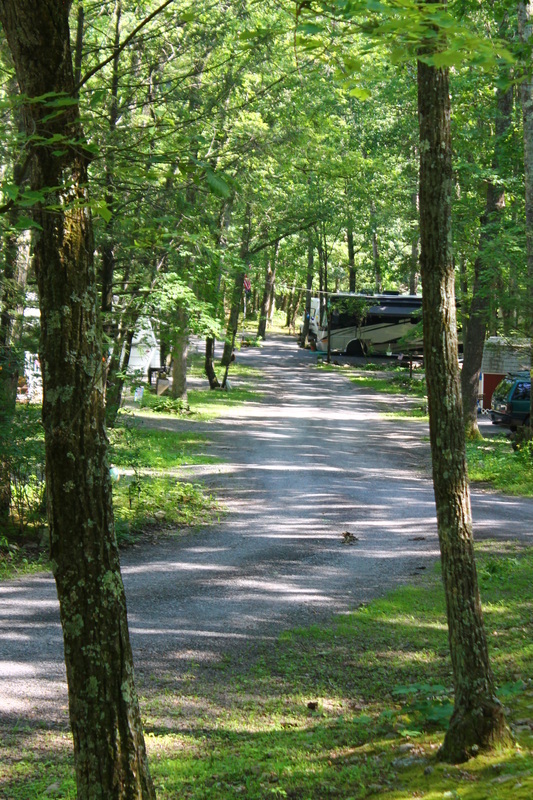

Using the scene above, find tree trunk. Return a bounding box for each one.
[204,337,220,388]
[288,290,303,330]
[0,225,20,518]
[347,221,356,293]
[221,206,250,366]
[105,308,140,427]
[417,24,509,763]
[519,1,533,432]
[0,4,155,797]
[461,42,512,438]
[171,307,188,404]
[371,201,381,293]
[300,233,315,344]
[102,0,122,376]
[409,190,419,295]
[0,74,29,519]
[258,241,279,340]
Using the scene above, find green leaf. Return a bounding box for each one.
[18,189,48,207]
[15,215,43,231]
[93,200,112,223]
[204,169,231,198]
[431,50,465,69]
[3,184,19,202]
[297,23,324,35]
[349,86,372,100]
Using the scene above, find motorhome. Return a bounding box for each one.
[316,293,423,356]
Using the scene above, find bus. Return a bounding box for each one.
[316,293,423,356]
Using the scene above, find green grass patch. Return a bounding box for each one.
[135,361,263,421]
[349,372,427,398]
[6,543,531,799]
[112,477,219,545]
[466,436,533,497]
[109,420,213,470]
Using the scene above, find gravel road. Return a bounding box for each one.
[1,334,532,731]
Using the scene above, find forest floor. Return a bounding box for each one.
[1,333,532,799]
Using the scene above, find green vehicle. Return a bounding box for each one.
[491,372,531,430]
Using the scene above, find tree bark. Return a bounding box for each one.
[371,200,381,293]
[258,240,279,340]
[417,21,509,763]
[347,221,356,293]
[300,232,315,345]
[204,336,220,388]
[221,205,250,367]
[461,40,513,438]
[409,190,419,295]
[171,306,188,404]
[0,3,155,797]
[518,1,533,431]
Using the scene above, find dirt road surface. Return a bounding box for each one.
[1,334,532,730]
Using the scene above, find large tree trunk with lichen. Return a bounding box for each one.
[0,3,155,798]
[417,28,509,763]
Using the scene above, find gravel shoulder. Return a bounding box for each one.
[1,334,532,733]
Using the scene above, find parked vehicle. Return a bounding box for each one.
[490,372,531,430]
[316,293,423,356]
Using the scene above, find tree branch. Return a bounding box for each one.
[249,219,317,255]
[77,0,181,91]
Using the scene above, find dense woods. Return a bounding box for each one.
[0,0,531,797]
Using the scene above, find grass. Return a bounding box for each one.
[2,541,532,799]
[0,355,262,575]
[136,360,263,420]
[348,372,427,399]
[466,436,533,497]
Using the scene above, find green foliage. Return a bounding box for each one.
[0,404,45,534]
[113,477,217,545]
[392,682,454,731]
[139,392,190,415]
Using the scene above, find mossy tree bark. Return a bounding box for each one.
[417,13,509,763]
[0,3,155,797]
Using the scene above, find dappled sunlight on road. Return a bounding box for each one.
[1,333,532,730]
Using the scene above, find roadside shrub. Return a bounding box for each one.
[140,391,190,415]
